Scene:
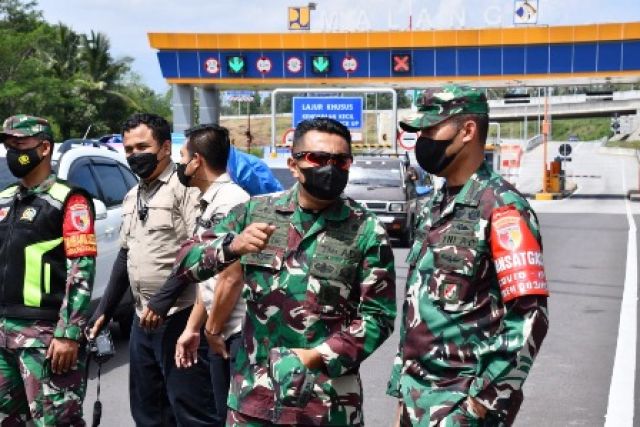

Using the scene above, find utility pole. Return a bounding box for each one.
[542,90,550,192]
[246,100,252,153]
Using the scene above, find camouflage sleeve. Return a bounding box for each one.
[316,216,397,378]
[55,193,97,341]
[175,202,249,283]
[55,257,96,341]
[386,312,405,398]
[468,296,549,415]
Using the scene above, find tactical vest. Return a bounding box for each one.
[241,195,366,309]
[0,180,82,321]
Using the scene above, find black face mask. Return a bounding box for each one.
[415,131,460,175]
[6,145,43,178]
[127,152,159,179]
[299,165,349,201]
[176,159,193,187]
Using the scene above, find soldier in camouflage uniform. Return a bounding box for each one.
[0,115,97,426]
[168,117,397,426]
[387,85,549,426]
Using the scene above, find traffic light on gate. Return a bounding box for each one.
[226,56,246,75]
[392,54,412,73]
[311,55,331,74]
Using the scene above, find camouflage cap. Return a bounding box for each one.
[399,84,489,132]
[0,114,53,142]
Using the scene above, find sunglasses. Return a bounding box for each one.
[292,151,353,170]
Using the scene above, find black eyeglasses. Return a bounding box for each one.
[292,151,353,170]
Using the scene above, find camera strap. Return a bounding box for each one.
[84,356,103,427]
[92,362,103,427]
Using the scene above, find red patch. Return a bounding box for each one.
[63,194,97,258]
[443,283,458,302]
[491,206,548,302]
[0,207,9,222]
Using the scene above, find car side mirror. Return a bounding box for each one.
[93,199,107,220]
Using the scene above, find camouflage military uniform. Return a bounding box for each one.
[0,177,96,427]
[0,116,96,426]
[387,162,549,426]
[175,185,396,426]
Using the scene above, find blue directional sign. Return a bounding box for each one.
[292,97,363,129]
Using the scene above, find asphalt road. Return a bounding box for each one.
[82,201,639,426]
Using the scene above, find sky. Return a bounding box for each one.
[36,0,640,93]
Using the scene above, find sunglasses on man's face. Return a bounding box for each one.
[292,151,353,170]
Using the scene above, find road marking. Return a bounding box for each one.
[605,165,637,427]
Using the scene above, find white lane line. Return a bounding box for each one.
[605,164,638,427]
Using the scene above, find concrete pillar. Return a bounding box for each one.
[198,87,221,125]
[172,84,193,133]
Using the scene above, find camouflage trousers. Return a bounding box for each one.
[226,409,333,427]
[400,396,517,427]
[0,346,86,426]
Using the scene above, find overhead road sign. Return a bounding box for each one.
[271,87,397,152]
[150,22,640,88]
[292,97,363,129]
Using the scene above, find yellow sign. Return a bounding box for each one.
[288,7,310,31]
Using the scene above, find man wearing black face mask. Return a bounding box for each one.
[163,117,397,426]
[387,85,549,426]
[0,115,97,425]
[89,113,217,426]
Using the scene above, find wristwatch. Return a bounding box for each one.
[221,233,238,262]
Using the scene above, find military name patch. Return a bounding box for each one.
[0,207,9,221]
[20,207,38,222]
[441,233,478,248]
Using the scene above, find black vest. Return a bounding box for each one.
[0,179,81,321]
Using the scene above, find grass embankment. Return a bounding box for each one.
[221,115,617,155]
[490,117,612,141]
[605,140,640,149]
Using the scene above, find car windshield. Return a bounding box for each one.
[348,163,402,187]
